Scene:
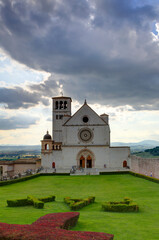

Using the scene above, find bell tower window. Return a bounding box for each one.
[64,101,67,109]
[55,101,58,109]
[60,101,63,109]
[45,144,49,150]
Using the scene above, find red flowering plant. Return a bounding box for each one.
[0,212,114,240]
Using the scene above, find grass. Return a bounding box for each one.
[0,174,159,240]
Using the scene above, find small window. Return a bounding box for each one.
[59,115,63,119]
[83,116,89,123]
[56,115,58,119]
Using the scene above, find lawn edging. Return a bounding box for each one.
[1,171,159,187]
[129,171,159,183]
[0,173,70,186]
[100,171,129,175]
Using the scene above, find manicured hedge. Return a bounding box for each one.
[102,197,139,212]
[7,198,32,207]
[64,196,95,210]
[0,174,41,186]
[0,212,114,240]
[39,195,55,202]
[41,173,70,176]
[7,195,56,209]
[129,171,159,183]
[100,171,129,175]
[27,195,44,209]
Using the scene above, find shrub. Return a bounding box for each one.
[38,195,55,202]
[7,195,55,209]
[123,197,132,204]
[27,195,44,209]
[7,198,32,207]
[34,200,44,209]
[0,212,114,240]
[64,196,95,210]
[102,198,139,212]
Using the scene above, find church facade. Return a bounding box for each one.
[41,96,130,173]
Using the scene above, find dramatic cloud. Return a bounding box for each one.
[0,0,159,110]
[0,114,39,130]
[0,87,49,109]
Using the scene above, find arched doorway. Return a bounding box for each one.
[80,156,85,168]
[123,160,127,168]
[77,149,95,168]
[87,155,92,168]
[52,162,55,168]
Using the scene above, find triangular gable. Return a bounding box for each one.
[64,103,107,126]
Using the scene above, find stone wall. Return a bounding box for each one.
[131,155,159,178]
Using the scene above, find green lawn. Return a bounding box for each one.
[0,174,159,240]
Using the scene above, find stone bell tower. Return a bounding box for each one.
[52,96,72,142]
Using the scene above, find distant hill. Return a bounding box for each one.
[0,145,41,152]
[111,140,159,152]
[0,140,159,153]
[145,146,159,156]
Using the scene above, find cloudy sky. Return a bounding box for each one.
[0,0,159,145]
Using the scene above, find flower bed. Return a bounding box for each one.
[0,212,114,240]
[64,196,95,210]
[7,195,55,209]
[102,197,139,212]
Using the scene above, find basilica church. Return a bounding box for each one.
[41,96,130,174]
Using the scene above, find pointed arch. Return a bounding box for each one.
[76,149,95,168]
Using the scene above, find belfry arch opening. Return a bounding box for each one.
[45,144,49,150]
[64,101,67,109]
[55,101,58,109]
[60,101,63,109]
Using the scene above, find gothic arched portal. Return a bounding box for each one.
[76,149,95,168]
